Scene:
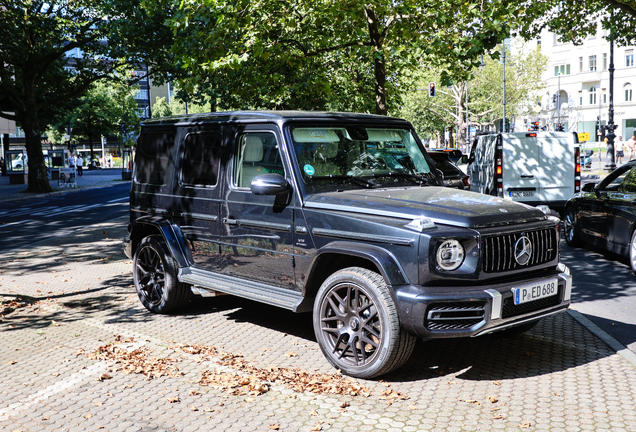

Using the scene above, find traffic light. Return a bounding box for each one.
[556,123,564,131]
[429,82,436,97]
[529,121,540,131]
[552,94,557,103]
[597,115,601,130]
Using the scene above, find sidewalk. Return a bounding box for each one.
[1,218,635,431]
[0,168,128,202]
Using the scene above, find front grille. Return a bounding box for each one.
[426,302,486,330]
[482,228,557,273]
[501,290,561,319]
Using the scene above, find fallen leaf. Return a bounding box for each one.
[167,396,180,403]
[94,402,104,406]
[8,361,16,365]
[269,425,280,430]
[97,374,111,381]
[493,381,501,386]
[84,413,93,419]
[518,422,531,428]
[285,352,298,358]
[310,410,318,416]
[51,321,61,326]
[340,402,350,408]
[493,414,505,420]
[190,406,198,411]
[408,405,417,410]
[489,396,498,403]
[189,390,200,396]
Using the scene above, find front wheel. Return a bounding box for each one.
[133,235,191,314]
[313,267,415,378]
[564,207,585,247]
[629,230,636,276]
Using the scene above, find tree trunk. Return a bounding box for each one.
[23,114,53,193]
[365,7,388,116]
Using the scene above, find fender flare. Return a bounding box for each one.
[129,216,192,268]
[307,241,410,288]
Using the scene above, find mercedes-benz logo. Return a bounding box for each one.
[514,236,533,265]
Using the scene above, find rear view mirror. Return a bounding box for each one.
[251,174,291,196]
[581,182,596,193]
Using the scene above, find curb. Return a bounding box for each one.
[568,309,636,368]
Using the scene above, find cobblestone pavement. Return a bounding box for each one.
[1,218,635,432]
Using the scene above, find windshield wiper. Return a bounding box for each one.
[310,175,375,189]
[375,172,430,185]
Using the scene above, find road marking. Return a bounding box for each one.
[0,362,108,421]
[107,197,128,203]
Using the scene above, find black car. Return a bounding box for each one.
[123,111,572,378]
[428,151,470,189]
[564,160,636,273]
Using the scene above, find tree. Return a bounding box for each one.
[398,41,548,148]
[0,1,175,193]
[514,1,636,46]
[163,0,518,116]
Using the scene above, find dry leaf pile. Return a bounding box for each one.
[89,338,181,380]
[197,370,269,396]
[1,298,32,315]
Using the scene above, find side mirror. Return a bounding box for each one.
[581,182,596,193]
[250,174,291,196]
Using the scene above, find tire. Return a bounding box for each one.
[313,267,416,378]
[133,235,191,314]
[563,207,585,247]
[629,230,636,276]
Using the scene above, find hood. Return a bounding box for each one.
[303,187,547,228]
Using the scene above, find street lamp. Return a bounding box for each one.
[605,27,617,170]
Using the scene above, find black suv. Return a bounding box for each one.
[123,111,572,378]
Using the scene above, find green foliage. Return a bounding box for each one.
[159,0,518,115]
[514,1,636,47]
[151,95,210,117]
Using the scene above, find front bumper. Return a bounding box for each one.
[395,264,572,339]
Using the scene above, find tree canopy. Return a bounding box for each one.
[0,0,174,193]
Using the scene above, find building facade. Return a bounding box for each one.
[525,26,636,142]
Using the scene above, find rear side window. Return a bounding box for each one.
[181,132,222,187]
[135,132,175,185]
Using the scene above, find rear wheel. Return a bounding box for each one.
[564,207,585,247]
[313,267,415,378]
[133,235,191,314]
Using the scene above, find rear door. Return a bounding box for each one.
[502,133,541,202]
[536,133,575,204]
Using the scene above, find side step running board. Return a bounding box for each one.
[179,267,308,312]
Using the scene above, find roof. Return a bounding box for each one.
[141,110,407,127]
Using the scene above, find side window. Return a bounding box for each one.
[619,167,636,193]
[233,132,285,188]
[602,166,631,191]
[135,132,175,185]
[180,132,222,187]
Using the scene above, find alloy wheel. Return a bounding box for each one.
[135,244,166,307]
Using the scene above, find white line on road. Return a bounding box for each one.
[0,362,108,421]
[107,197,128,203]
[0,219,33,229]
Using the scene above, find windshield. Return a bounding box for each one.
[288,125,437,193]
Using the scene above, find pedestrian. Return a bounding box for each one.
[628,135,636,161]
[76,154,84,176]
[615,139,625,165]
[68,153,76,169]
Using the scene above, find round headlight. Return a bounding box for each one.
[436,240,465,271]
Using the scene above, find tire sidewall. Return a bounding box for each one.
[313,268,397,378]
[630,230,636,273]
[564,207,582,247]
[133,236,176,313]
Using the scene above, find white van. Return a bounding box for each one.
[467,132,580,214]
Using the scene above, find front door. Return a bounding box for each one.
[219,126,297,290]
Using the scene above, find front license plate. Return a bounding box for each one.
[511,278,558,305]
[510,191,534,198]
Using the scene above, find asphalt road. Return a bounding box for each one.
[0,182,130,251]
[561,239,636,355]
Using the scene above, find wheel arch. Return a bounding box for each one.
[302,242,409,301]
[129,216,192,268]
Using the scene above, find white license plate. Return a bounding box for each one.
[511,278,558,305]
[510,191,534,198]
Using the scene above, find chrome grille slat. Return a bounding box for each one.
[482,228,557,273]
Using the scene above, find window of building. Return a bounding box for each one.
[579,91,583,106]
[625,83,633,102]
[603,53,608,70]
[579,57,583,72]
[589,87,597,105]
[627,50,634,67]
[589,55,597,72]
[135,89,149,100]
[554,64,570,76]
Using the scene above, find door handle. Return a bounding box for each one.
[223,217,238,225]
[520,174,534,179]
